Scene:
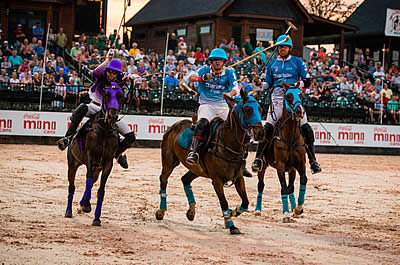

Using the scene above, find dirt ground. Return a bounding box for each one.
[0,144,399,264]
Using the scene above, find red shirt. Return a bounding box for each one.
[195,51,205,61]
[15,29,25,42]
[318,51,326,61]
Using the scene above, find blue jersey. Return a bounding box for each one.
[197,66,239,105]
[266,55,309,88]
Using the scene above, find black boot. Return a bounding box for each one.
[242,148,252,178]
[252,123,274,172]
[115,132,136,169]
[186,118,209,166]
[301,123,321,174]
[57,104,88,151]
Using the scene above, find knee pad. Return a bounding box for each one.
[71,104,88,123]
[301,123,314,143]
[194,118,210,137]
[124,132,136,146]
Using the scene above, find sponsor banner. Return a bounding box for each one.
[256,28,273,42]
[385,8,400,37]
[1,110,399,148]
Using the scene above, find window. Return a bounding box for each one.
[200,25,210,34]
[176,28,186,36]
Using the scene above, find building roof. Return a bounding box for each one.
[125,0,231,26]
[126,0,312,26]
[345,0,400,35]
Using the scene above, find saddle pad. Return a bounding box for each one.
[177,121,222,150]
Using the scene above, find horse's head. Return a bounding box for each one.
[283,81,304,121]
[228,89,264,141]
[102,82,124,128]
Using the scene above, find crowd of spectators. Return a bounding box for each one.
[1,25,399,123]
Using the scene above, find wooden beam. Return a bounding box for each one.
[227,13,293,22]
[339,28,344,63]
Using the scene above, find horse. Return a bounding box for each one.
[64,85,124,226]
[255,82,308,223]
[155,89,264,234]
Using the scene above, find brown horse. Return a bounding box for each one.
[64,86,124,226]
[155,90,264,234]
[255,82,308,223]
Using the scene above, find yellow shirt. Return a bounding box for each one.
[129,48,140,58]
[380,88,392,99]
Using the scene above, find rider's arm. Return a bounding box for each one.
[298,58,311,88]
[225,69,239,98]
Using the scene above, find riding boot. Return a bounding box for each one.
[252,123,274,172]
[186,118,209,166]
[114,132,136,169]
[242,148,252,178]
[301,123,321,174]
[57,104,88,151]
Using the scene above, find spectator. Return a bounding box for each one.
[204,49,211,58]
[47,28,56,54]
[53,77,66,108]
[148,75,161,89]
[380,83,392,99]
[15,24,26,49]
[187,51,196,65]
[9,71,20,86]
[70,42,80,57]
[32,22,44,41]
[9,50,23,68]
[347,67,358,81]
[127,58,137,74]
[97,28,107,49]
[135,48,145,61]
[330,60,340,70]
[194,47,205,62]
[309,47,318,62]
[164,58,175,73]
[329,48,340,60]
[1,56,11,70]
[69,71,81,86]
[137,60,148,76]
[373,65,385,81]
[227,39,238,61]
[55,27,68,58]
[310,90,321,102]
[149,62,159,74]
[20,46,33,61]
[45,61,55,75]
[353,77,363,94]
[33,40,45,58]
[177,37,188,55]
[168,33,178,53]
[365,48,374,64]
[391,71,400,92]
[336,93,348,105]
[319,89,333,103]
[374,78,383,92]
[175,60,186,73]
[387,95,399,124]
[33,59,44,75]
[32,72,41,87]
[1,40,13,57]
[56,60,70,75]
[339,77,353,95]
[318,47,326,61]
[164,71,179,86]
[119,44,129,58]
[150,55,159,67]
[0,69,9,83]
[129,42,140,58]
[253,54,262,66]
[166,50,177,63]
[109,29,120,48]
[55,67,68,83]
[219,39,229,53]
[367,60,376,73]
[253,41,266,63]
[48,53,56,68]
[176,50,188,62]
[232,51,242,63]
[20,69,32,85]
[88,53,100,70]
[242,36,252,57]
[19,39,32,54]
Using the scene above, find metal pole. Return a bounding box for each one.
[160,32,169,115]
[381,43,385,125]
[39,23,51,111]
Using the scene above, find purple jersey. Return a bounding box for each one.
[89,61,124,103]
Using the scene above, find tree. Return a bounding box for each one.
[300,0,360,22]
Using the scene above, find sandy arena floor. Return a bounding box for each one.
[0,144,399,264]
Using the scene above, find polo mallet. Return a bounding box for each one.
[180,81,198,95]
[216,36,292,74]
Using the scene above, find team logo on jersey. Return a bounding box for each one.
[274,66,279,72]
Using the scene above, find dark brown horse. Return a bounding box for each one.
[64,85,124,226]
[155,90,264,234]
[255,82,308,223]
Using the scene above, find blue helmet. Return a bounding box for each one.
[276,35,293,47]
[208,48,228,61]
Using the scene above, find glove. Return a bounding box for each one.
[201,73,214,82]
[106,49,115,60]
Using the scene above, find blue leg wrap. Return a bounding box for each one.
[289,193,296,211]
[223,210,234,228]
[66,193,74,213]
[298,184,306,206]
[80,177,93,204]
[160,189,167,210]
[255,192,263,212]
[94,196,104,218]
[184,185,196,205]
[281,194,289,213]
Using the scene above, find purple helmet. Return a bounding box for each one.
[106,59,122,73]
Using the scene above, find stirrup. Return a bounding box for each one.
[117,154,129,169]
[310,162,321,174]
[57,137,70,151]
[251,158,263,173]
[186,151,199,166]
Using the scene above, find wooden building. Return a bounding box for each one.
[125,0,356,58]
[0,0,107,46]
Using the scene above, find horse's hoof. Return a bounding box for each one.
[186,204,196,221]
[283,217,291,223]
[92,219,101,226]
[155,209,165,220]
[294,207,303,216]
[229,226,241,235]
[255,211,261,217]
[82,205,91,213]
[65,211,72,218]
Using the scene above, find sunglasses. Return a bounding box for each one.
[107,69,119,75]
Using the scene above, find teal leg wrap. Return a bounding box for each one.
[298,184,306,206]
[223,210,234,228]
[184,185,196,205]
[289,193,296,211]
[255,192,263,212]
[160,189,167,210]
[233,205,248,217]
[281,194,289,213]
